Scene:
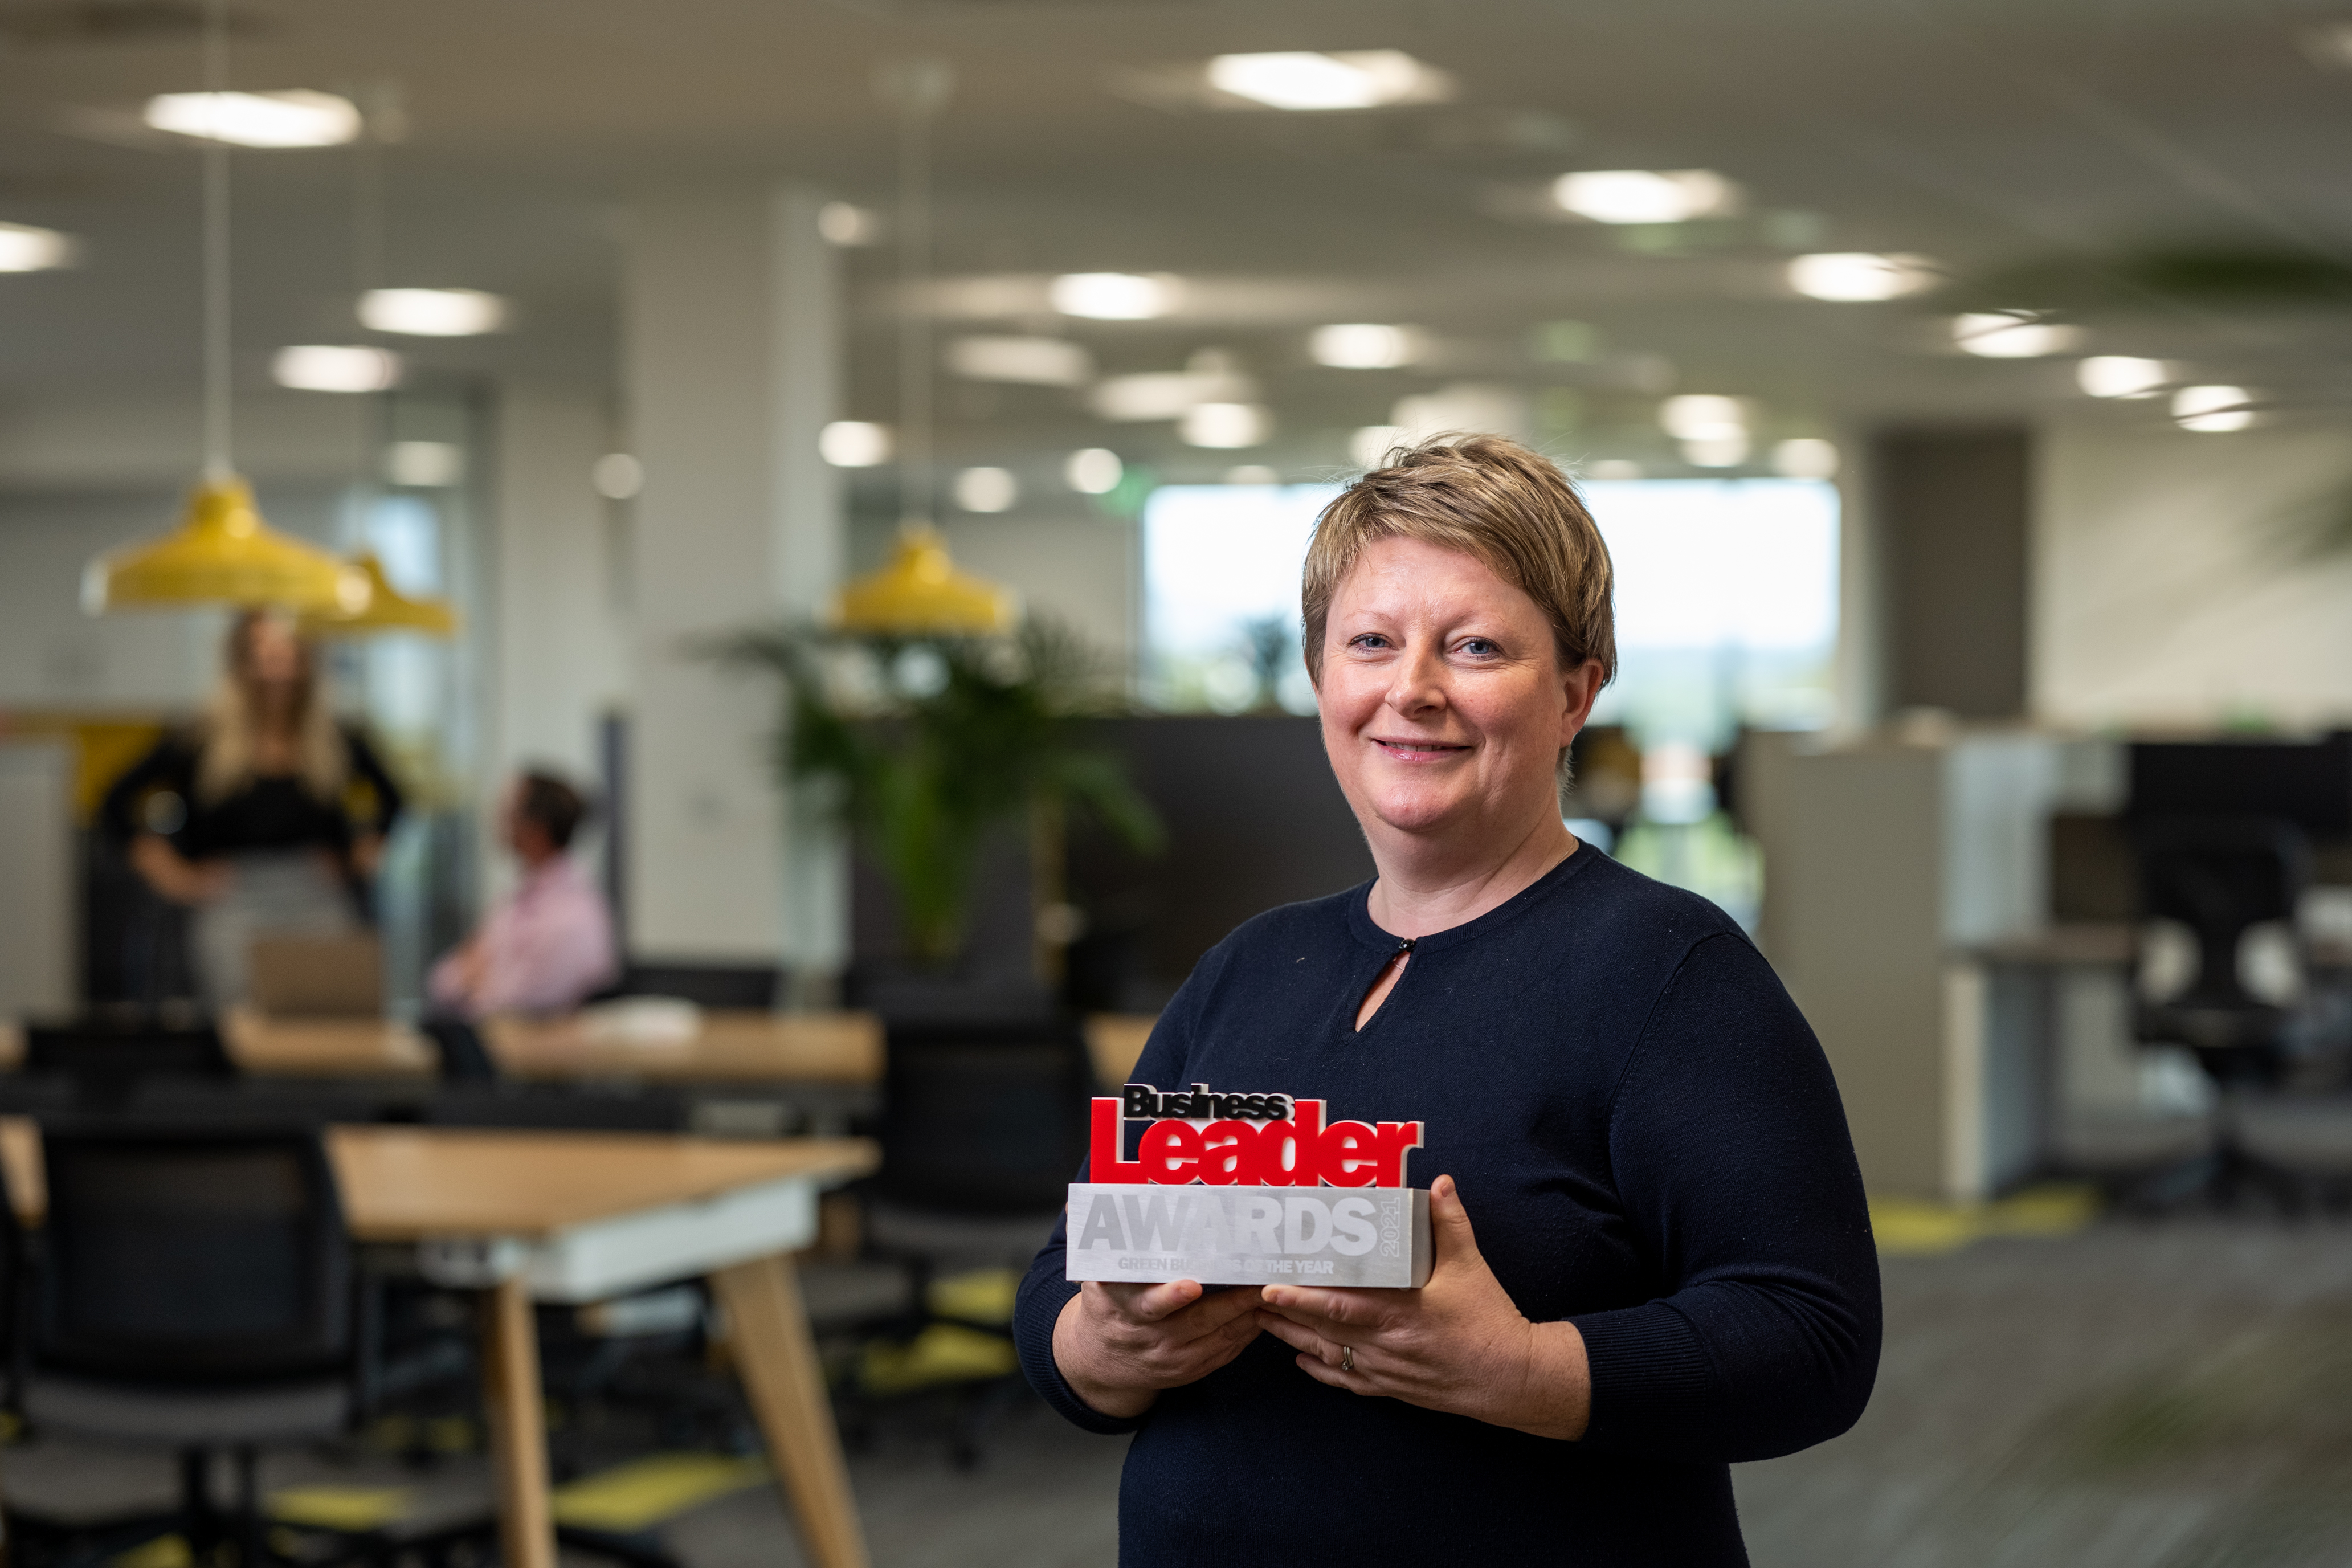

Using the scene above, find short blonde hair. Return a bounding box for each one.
[1302,434,1616,685]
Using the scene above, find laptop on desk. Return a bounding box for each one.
[248,934,385,1019]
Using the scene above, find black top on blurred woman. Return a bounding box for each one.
[103,609,403,1007]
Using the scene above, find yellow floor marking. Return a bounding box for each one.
[550,1453,769,1533]
[1872,1183,2102,1257]
[270,1487,415,1530]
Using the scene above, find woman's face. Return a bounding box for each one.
[1316,536,1602,850]
[240,616,306,690]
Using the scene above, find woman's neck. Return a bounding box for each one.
[1363,810,1577,940]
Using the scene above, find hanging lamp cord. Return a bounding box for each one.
[199,0,231,482]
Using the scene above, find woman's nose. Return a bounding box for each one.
[1385,645,1447,715]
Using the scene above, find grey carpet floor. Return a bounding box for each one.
[6,1216,2348,1567]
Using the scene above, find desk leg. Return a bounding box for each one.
[480,1275,555,1568]
[711,1254,869,1568]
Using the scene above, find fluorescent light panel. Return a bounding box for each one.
[1065,448,1124,495]
[1553,169,1736,224]
[0,222,75,272]
[1205,51,1449,111]
[1182,402,1271,448]
[954,467,1019,512]
[1788,252,1936,302]
[272,345,401,393]
[2173,385,2254,432]
[819,422,892,467]
[358,288,507,337]
[946,336,1094,386]
[1953,312,2082,358]
[1051,272,1177,320]
[2077,356,2170,398]
[144,90,361,148]
[1310,323,1417,369]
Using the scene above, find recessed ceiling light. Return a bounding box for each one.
[945,336,1094,387]
[1659,394,1747,441]
[359,288,507,337]
[817,202,883,246]
[1309,323,1418,369]
[1204,51,1451,112]
[2076,356,2170,398]
[1952,312,2082,358]
[1064,448,1124,495]
[1553,169,1736,225]
[1770,438,1840,479]
[143,89,361,148]
[1682,435,1750,468]
[0,221,75,272]
[271,345,401,393]
[1051,272,1177,320]
[1181,402,1271,448]
[2172,385,2254,432]
[1089,366,1253,422]
[1585,459,1643,480]
[386,440,464,488]
[819,421,892,467]
[1787,252,1937,301]
[1223,465,1281,485]
[591,454,644,500]
[1350,425,1405,468]
[954,467,1019,513]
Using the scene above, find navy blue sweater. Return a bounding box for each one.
[1014,847,1880,1566]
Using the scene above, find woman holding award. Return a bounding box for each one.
[1014,436,1879,1565]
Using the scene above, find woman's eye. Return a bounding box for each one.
[1349,634,1390,651]
[1457,639,1500,657]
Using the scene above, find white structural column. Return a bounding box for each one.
[620,185,845,971]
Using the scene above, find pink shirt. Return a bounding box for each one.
[430,854,618,1018]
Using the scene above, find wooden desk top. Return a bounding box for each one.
[1083,1013,1157,1088]
[0,1011,436,1079]
[483,1010,883,1085]
[0,1120,877,1241]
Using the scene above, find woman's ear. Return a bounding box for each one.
[1558,658,1604,744]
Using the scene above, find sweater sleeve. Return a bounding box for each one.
[1012,976,1203,1435]
[1569,932,1881,1463]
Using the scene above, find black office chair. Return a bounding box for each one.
[594,963,783,1010]
[23,1019,235,1107]
[13,1121,370,1568]
[2129,816,2323,1208]
[845,1016,1092,1465]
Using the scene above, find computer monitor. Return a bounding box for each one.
[2127,732,2352,835]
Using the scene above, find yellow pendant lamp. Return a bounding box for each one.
[83,476,371,616]
[83,2,373,623]
[300,550,457,638]
[832,526,1018,635]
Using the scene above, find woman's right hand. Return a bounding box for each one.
[129,835,231,905]
[1052,1280,1264,1420]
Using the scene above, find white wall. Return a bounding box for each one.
[2034,418,2352,729]
[934,512,1139,667]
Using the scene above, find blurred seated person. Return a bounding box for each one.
[103,609,403,1008]
[428,771,618,1019]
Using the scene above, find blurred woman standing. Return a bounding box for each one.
[103,610,405,1009]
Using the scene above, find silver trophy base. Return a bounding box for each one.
[1065,1183,1432,1288]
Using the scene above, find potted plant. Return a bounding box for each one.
[716,616,1164,976]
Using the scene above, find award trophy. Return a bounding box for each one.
[1066,1084,1432,1288]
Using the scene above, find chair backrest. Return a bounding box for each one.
[424,1084,691,1133]
[36,1122,352,1386]
[2133,816,2313,1007]
[877,1018,1092,1216]
[609,963,782,1011]
[24,1020,235,1097]
[420,1018,501,1084]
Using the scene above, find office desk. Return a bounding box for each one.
[0,1008,438,1078]
[483,1009,883,1084]
[0,1121,879,1568]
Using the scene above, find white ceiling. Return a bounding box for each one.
[5,0,2351,488]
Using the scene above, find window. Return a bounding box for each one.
[1141,476,1839,740]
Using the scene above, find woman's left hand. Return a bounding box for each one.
[1254,1173,1592,1440]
